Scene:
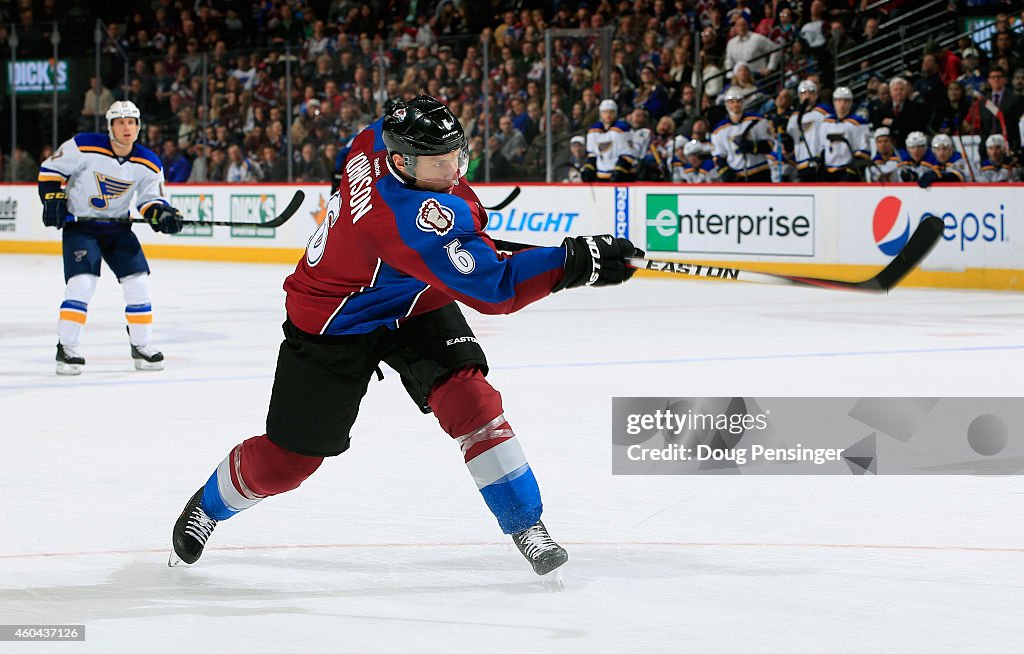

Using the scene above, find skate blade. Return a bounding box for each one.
[134,359,164,371]
[56,362,83,375]
[542,568,566,592]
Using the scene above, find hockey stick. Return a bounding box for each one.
[631,215,944,293]
[75,190,305,229]
[481,186,521,211]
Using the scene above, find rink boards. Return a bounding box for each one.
[0,182,1020,290]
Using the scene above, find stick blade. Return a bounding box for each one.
[261,190,305,228]
[856,214,944,292]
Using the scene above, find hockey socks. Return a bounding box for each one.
[429,368,543,534]
[199,435,323,521]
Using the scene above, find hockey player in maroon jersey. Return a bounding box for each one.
[170,96,641,575]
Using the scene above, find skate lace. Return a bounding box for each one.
[517,524,557,560]
[183,507,217,544]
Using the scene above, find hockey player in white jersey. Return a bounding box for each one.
[917,134,971,187]
[867,127,900,182]
[37,100,184,374]
[711,88,774,182]
[787,79,829,181]
[897,131,938,183]
[978,134,1018,182]
[818,87,871,181]
[582,99,636,182]
[672,138,719,183]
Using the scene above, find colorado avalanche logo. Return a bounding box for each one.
[393,107,407,121]
[416,198,455,236]
[872,195,910,256]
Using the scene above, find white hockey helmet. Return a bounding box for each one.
[599,99,617,114]
[905,131,928,148]
[683,139,704,156]
[874,127,891,140]
[797,79,818,95]
[106,100,141,129]
[722,87,744,103]
[986,133,1007,149]
[930,133,953,150]
[832,86,853,101]
[106,100,141,145]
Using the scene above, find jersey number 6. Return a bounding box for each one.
[444,239,476,274]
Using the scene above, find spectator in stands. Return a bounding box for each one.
[635,65,671,119]
[724,13,779,76]
[81,77,115,131]
[10,147,38,182]
[879,77,930,148]
[932,82,971,135]
[485,135,513,181]
[225,144,258,182]
[958,49,985,96]
[800,1,829,51]
[719,62,766,113]
[294,142,329,182]
[496,115,527,167]
[914,53,946,108]
[258,145,287,182]
[980,67,1024,153]
[162,139,192,183]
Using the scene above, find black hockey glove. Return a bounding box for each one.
[899,168,919,182]
[553,235,643,292]
[145,204,184,234]
[581,157,597,182]
[917,171,938,188]
[735,138,755,154]
[40,186,68,229]
[719,166,737,182]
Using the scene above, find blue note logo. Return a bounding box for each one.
[89,173,134,210]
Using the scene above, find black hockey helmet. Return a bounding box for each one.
[382,95,467,156]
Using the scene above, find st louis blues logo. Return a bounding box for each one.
[89,173,134,210]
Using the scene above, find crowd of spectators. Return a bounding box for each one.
[2,0,1024,184]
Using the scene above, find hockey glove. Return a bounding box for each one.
[899,168,919,182]
[581,157,598,182]
[553,235,643,292]
[917,171,938,188]
[718,166,737,182]
[145,204,185,234]
[735,138,755,154]
[41,186,69,229]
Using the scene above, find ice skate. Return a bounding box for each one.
[170,488,217,566]
[131,343,164,371]
[512,520,568,575]
[55,344,85,375]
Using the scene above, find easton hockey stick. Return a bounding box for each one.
[631,214,944,293]
[481,186,520,211]
[74,190,305,228]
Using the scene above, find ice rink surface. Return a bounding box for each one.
[1,254,1022,653]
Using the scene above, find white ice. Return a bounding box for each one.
[1,254,1022,653]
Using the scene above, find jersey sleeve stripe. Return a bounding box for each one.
[130,157,161,174]
[79,145,115,157]
[37,173,66,183]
